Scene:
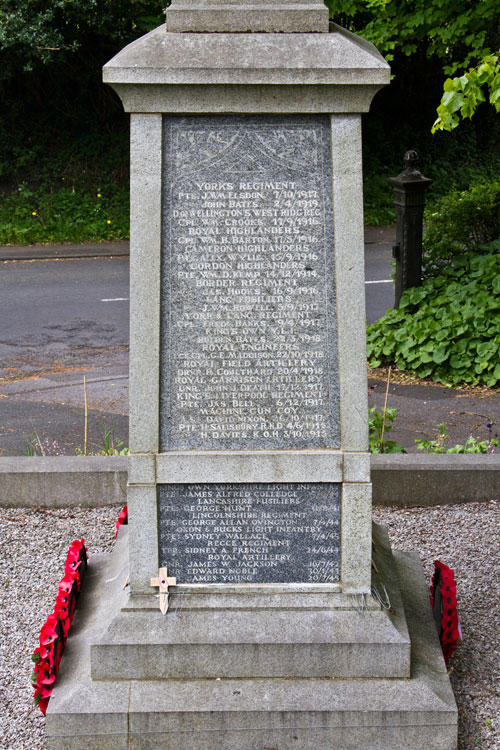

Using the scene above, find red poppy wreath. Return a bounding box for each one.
[31,539,88,714]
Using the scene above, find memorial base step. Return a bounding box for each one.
[45,528,458,749]
[47,669,458,750]
[90,523,410,681]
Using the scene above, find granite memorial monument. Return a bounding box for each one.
[45,2,458,747]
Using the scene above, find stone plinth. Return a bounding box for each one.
[45,525,458,749]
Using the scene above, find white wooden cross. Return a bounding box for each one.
[150,567,177,614]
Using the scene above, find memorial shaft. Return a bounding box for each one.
[102,0,391,596]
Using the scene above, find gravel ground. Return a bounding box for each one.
[0,505,120,749]
[0,501,498,749]
[375,501,500,750]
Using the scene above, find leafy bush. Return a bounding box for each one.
[366,250,500,387]
[0,183,129,244]
[424,150,500,206]
[363,173,396,226]
[422,181,500,276]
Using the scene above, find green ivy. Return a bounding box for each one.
[366,252,500,387]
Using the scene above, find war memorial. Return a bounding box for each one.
[45,1,458,746]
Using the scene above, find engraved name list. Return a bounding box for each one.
[160,115,340,451]
[159,483,341,584]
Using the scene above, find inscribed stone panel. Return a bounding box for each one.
[158,483,341,584]
[160,115,339,451]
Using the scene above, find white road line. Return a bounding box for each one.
[365,280,393,285]
[101,297,129,301]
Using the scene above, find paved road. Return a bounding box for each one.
[7,231,497,456]
[364,228,395,324]
[0,232,394,376]
[0,235,395,455]
[0,255,130,455]
[0,234,393,455]
[0,256,129,363]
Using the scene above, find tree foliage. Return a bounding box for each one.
[0,0,498,197]
[3,0,497,83]
[326,0,500,127]
[0,0,165,79]
[327,0,499,73]
[2,0,499,133]
[433,54,500,132]
[0,1,168,187]
[422,181,500,277]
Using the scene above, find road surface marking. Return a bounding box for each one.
[365,280,393,284]
[101,297,129,301]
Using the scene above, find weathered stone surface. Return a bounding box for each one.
[129,114,162,454]
[330,115,369,453]
[160,114,339,452]
[154,449,343,484]
[166,0,330,33]
[341,482,372,593]
[52,11,446,750]
[103,25,390,89]
[158,482,341,583]
[4,454,498,510]
[92,525,412,682]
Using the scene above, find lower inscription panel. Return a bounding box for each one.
[158,483,340,584]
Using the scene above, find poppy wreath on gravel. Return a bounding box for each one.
[31,539,88,715]
[430,560,461,666]
[115,504,128,537]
